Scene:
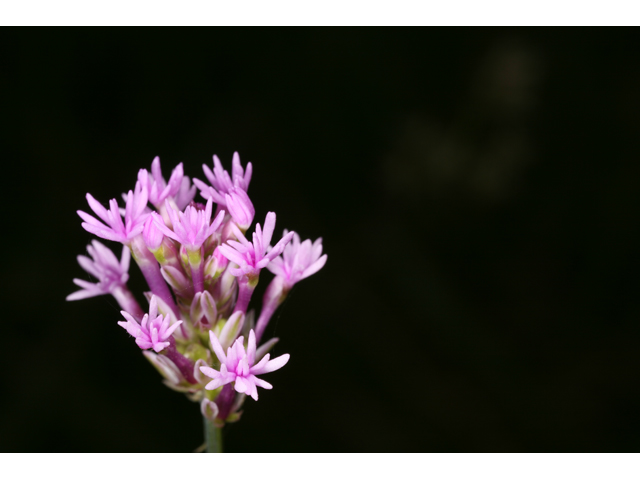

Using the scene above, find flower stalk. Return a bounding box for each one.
[111,285,145,320]
[203,416,223,453]
[187,247,205,293]
[130,235,179,315]
[234,275,258,314]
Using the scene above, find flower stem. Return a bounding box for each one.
[188,247,205,293]
[130,235,179,315]
[234,276,257,314]
[203,416,223,453]
[255,277,288,343]
[255,299,277,344]
[111,285,145,320]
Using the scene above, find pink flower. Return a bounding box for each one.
[138,157,188,209]
[118,296,183,352]
[153,198,225,251]
[218,212,294,278]
[77,180,149,244]
[225,187,255,231]
[175,176,197,211]
[142,215,164,250]
[193,152,252,207]
[66,240,130,300]
[200,329,289,401]
[267,231,327,289]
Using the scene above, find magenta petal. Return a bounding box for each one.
[252,353,290,375]
[66,288,102,301]
[208,330,227,364]
[234,376,248,393]
[301,254,328,280]
[247,330,257,365]
[86,193,111,224]
[262,212,276,246]
[253,376,273,390]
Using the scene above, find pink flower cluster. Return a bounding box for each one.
[68,153,326,427]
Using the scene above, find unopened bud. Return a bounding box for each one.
[201,397,219,421]
[161,265,193,298]
[218,311,245,351]
[190,291,218,329]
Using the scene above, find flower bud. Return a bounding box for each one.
[204,247,230,285]
[213,265,236,308]
[193,358,213,385]
[217,311,245,351]
[190,291,218,330]
[161,266,193,298]
[144,351,198,393]
[200,397,219,421]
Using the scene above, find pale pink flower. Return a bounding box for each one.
[153,198,225,251]
[118,296,183,352]
[218,212,294,278]
[267,231,327,289]
[138,157,189,209]
[225,187,255,231]
[175,176,197,211]
[200,330,289,401]
[78,180,149,244]
[193,152,252,207]
[66,240,130,300]
[142,215,164,250]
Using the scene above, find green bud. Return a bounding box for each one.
[183,343,212,364]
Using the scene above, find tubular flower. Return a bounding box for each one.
[200,330,289,401]
[142,215,164,250]
[267,231,327,290]
[77,180,149,244]
[154,197,225,251]
[218,212,294,278]
[138,156,186,209]
[225,187,255,231]
[175,176,197,211]
[193,152,252,207]
[66,240,130,300]
[118,296,183,352]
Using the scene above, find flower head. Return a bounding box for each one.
[267,231,327,290]
[66,241,130,301]
[77,180,149,244]
[218,212,294,278]
[153,198,225,251]
[118,296,183,352]
[200,329,289,401]
[193,152,252,207]
[70,151,325,429]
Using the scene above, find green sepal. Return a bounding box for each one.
[187,247,202,266]
[225,411,243,424]
[184,343,212,364]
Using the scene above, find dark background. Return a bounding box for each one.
[2,29,640,452]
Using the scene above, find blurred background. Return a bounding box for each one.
[1,28,640,452]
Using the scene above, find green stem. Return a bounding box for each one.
[203,416,223,453]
